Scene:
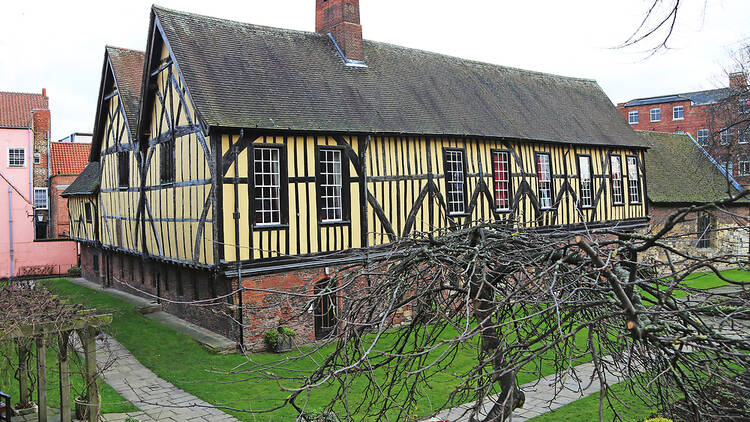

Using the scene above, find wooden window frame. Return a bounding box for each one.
[626,155,642,204]
[650,108,661,122]
[249,143,289,229]
[491,149,512,212]
[443,147,469,216]
[117,151,129,188]
[697,129,709,145]
[8,147,25,168]
[576,154,594,209]
[672,105,684,120]
[610,155,625,206]
[535,152,555,210]
[159,138,176,185]
[34,187,48,209]
[628,110,639,124]
[315,145,351,226]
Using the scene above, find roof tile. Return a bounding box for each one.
[50,142,91,175]
[0,91,48,128]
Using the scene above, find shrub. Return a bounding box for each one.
[643,418,673,422]
[264,327,297,349]
[298,408,340,422]
[67,266,82,277]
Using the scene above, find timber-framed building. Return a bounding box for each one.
[66,1,650,350]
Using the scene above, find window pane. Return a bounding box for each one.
[445,150,465,214]
[627,157,640,203]
[537,153,553,209]
[254,147,282,225]
[578,156,592,207]
[492,151,510,210]
[320,149,343,222]
[611,155,623,204]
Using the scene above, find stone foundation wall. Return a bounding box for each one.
[641,204,750,270]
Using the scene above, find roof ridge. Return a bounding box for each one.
[153,5,597,85]
[0,91,47,97]
[106,45,146,54]
[627,86,729,103]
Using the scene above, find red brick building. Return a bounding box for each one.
[49,140,91,238]
[618,73,750,185]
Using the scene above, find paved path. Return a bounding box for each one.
[95,335,239,422]
[427,360,623,422]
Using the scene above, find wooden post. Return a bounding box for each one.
[17,342,30,408]
[36,336,47,422]
[58,332,71,422]
[77,328,99,422]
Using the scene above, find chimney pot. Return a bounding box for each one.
[316,0,364,62]
[42,88,47,97]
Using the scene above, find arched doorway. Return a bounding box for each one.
[314,278,337,340]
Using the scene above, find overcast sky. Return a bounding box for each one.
[1,0,749,140]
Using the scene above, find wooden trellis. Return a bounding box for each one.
[0,283,112,422]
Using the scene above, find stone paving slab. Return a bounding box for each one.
[95,335,240,422]
[426,360,626,422]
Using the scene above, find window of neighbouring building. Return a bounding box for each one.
[739,156,750,176]
[720,161,734,175]
[444,148,467,215]
[577,155,593,208]
[85,203,93,223]
[739,127,749,144]
[610,155,624,205]
[696,212,712,248]
[720,128,731,145]
[628,110,639,124]
[33,153,41,164]
[317,147,348,222]
[650,108,661,122]
[253,145,286,226]
[673,105,684,120]
[536,153,553,209]
[8,148,25,168]
[492,150,511,211]
[626,156,640,204]
[697,129,709,145]
[34,187,48,209]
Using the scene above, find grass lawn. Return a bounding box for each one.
[41,278,594,421]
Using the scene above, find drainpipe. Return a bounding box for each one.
[8,187,14,278]
[27,117,33,203]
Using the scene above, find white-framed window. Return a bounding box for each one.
[34,187,48,209]
[610,155,624,205]
[578,155,593,208]
[253,146,282,225]
[720,161,734,175]
[650,108,661,122]
[628,110,639,124]
[626,156,640,204]
[673,105,684,120]
[33,153,41,164]
[536,153,553,209]
[738,128,749,144]
[739,98,750,114]
[492,150,511,211]
[445,149,466,215]
[8,148,25,168]
[697,129,709,145]
[720,128,731,145]
[318,149,344,222]
[739,156,750,176]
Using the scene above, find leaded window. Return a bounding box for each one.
[318,149,344,222]
[536,153,553,209]
[626,156,640,203]
[697,129,709,145]
[445,149,466,215]
[253,147,282,225]
[8,148,25,168]
[578,155,593,208]
[492,150,511,211]
[611,155,624,205]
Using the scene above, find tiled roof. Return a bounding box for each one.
[150,6,647,148]
[61,162,101,196]
[640,131,745,204]
[0,91,48,128]
[107,46,145,137]
[50,142,91,175]
[624,88,732,107]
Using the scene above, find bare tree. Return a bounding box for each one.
[620,0,710,55]
[229,192,750,422]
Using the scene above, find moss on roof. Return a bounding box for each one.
[61,162,100,197]
[641,131,742,204]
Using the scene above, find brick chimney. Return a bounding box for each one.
[729,72,747,90]
[316,0,364,62]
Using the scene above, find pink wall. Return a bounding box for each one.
[12,239,78,277]
[0,127,74,278]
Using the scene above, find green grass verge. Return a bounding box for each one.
[41,278,594,421]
